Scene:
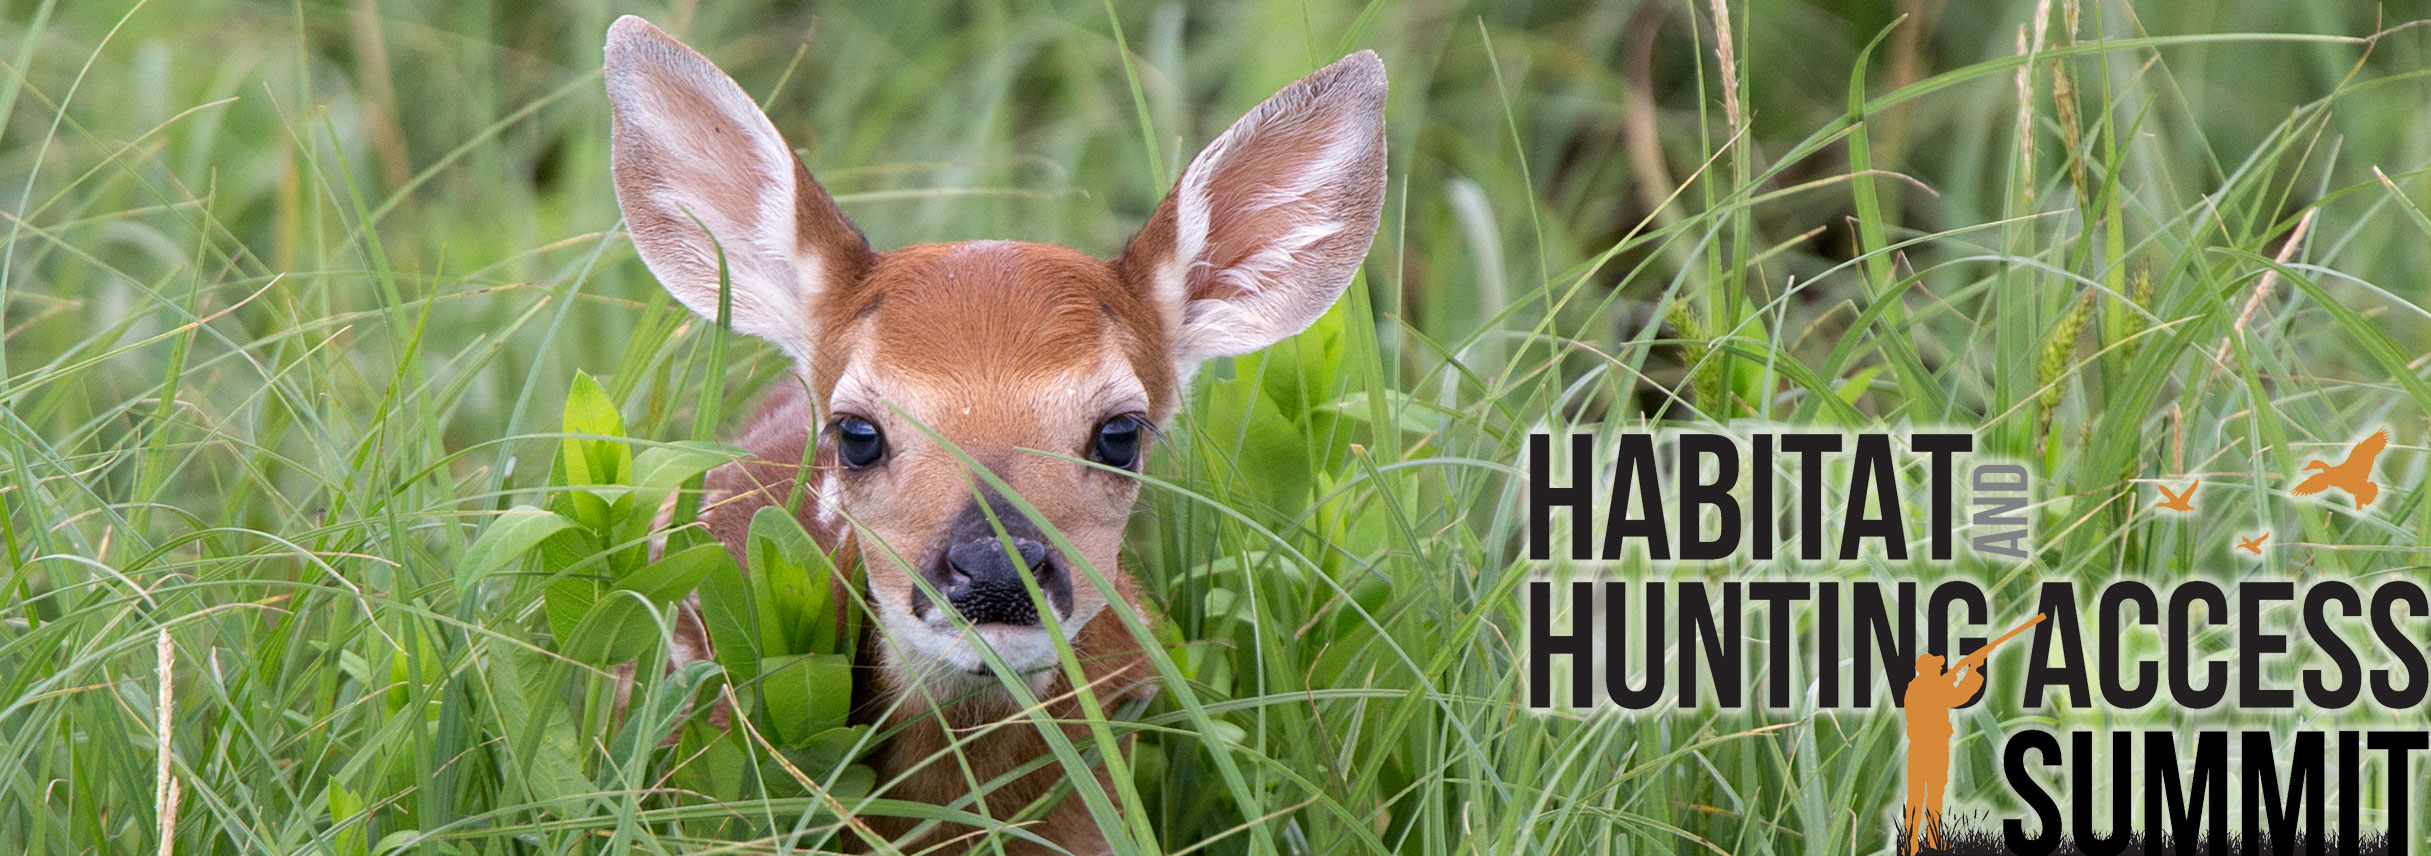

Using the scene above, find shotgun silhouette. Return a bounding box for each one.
[1958,612,2047,669]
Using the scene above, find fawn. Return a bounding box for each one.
[603,16,1385,852]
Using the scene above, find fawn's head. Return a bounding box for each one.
[603,18,1385,687]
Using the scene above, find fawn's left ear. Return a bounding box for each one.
[1120,51,1387,368]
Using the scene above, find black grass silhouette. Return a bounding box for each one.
[1893,811,2393,855]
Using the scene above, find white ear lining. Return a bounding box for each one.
[1147,51,1387,367]
[606,16,862,365]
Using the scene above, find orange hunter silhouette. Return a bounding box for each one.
[2153,481,2198,512]
[2291,428,2388,508]
[2238,532,2269,555]
[1903,613,2046,855]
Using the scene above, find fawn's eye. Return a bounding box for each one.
[835,416,886,468]
[1093,414,1147,470]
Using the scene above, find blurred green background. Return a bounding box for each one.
[6,0,2431,853]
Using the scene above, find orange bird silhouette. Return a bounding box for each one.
[2154,481,2198,512]
[2237,533,2269,555]
[2291,429,2388,508]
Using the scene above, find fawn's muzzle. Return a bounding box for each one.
[941,536,1063,625]
[915,499,1074,626]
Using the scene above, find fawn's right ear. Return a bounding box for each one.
[605,16,869,364]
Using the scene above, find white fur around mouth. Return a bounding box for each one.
[875,586,1117,699]
[881,603,1070,691]
[934,621,1063,674]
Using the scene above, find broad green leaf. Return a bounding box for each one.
[747,506,833,657]
[669,720,753,801]
[457,506,577,592]
[620,542,729,604]
[696,559,762,694]
[792,725,872,774]
[370,830,426,856]
[558,371,631,486]
[632,441,744,492]
[543,573,597,644]
[487,645,591,803]
[551,486,612,533]
[559,590,661,666]
[759,653,854,745]
[823,762,877,800]
[1194,365,1315,519]
[327,779,367,856]
[1251,299,1347,421]
[764,727,873,795]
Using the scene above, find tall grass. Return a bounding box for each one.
[4,0,2430,853]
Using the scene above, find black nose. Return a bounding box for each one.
[940,536,1069,625]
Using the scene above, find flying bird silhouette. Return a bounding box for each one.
[2154,481,2198,512]
[2290,429,2389,508]
[2237,533,2269,555]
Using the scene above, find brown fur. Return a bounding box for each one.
[694,243,1167,852]
[604,16,1384,853]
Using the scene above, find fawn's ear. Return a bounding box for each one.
[1121,51,1387,367]
[605,16,869,363]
